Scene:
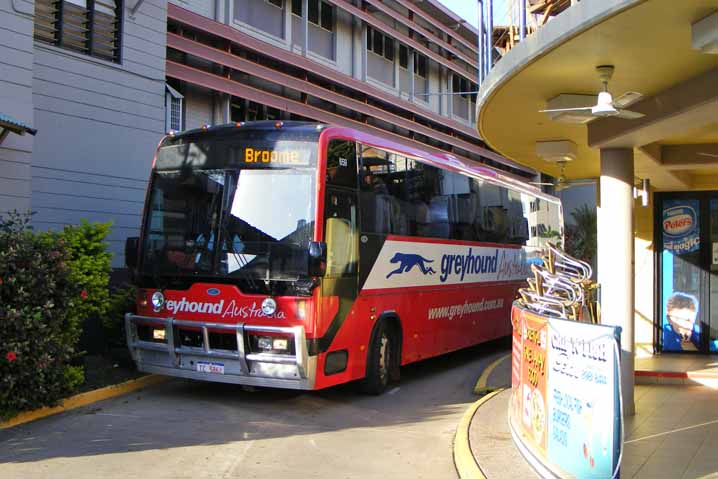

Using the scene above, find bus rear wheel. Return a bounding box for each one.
[361,321,396,395]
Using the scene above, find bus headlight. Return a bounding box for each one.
[257,336,273,350]
[261,297,277,316]
[272,338,288,351]
[151,291,165,312]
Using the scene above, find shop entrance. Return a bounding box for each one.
[656,192,718,353]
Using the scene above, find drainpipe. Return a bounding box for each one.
[477,0,483,84]
[486,0,493,75]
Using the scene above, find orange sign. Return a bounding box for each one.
[511,304,549,453]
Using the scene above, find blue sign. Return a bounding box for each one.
[546,318,622,479]
[662,201,699,254]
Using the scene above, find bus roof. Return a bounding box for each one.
[319,126,560,204]
[162,121,325,145]
[159,121,557,203]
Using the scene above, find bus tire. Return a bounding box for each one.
[360,320,397,395]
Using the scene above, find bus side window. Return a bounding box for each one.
[326,140,357,188]
[324,191,358,277]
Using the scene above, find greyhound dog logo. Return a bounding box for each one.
[386,253,436,278]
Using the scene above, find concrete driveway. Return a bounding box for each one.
[0,340,509,479]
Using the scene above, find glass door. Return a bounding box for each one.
[657,192,718,353]
[660,197,703,352]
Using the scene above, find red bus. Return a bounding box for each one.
[125,121,563,394]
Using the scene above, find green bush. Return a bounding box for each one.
[0,215,114,419]
[104,283,136,349]
[60,219,113,327]
[0,213,83,418]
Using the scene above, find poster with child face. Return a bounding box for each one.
[661,199,701,351]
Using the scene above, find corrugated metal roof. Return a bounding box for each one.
[0,113,37,135]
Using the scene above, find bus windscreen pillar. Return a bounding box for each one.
[598,147,635,416]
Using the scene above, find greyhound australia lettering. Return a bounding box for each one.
[439,248,499,283]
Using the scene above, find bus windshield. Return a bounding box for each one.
[140,135,317,290]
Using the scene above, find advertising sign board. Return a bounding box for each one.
[510,303,622,479]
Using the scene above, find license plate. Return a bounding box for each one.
[196,361,224,374]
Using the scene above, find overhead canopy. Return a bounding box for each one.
[476,0,718,191]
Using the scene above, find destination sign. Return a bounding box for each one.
[244,148,309,165]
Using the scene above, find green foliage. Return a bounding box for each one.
[539,227,562,239]
[103,283,136,348]
[0,214,115,419]
[59,220,114,325]
[565,204,597,265]
[0,212,83,418]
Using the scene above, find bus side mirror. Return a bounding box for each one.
[308,241,327,277]
[125,237,139,269]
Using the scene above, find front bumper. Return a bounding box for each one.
[125,314,315,389]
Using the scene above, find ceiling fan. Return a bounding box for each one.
[531,161,596,192]
[540,65,645,121]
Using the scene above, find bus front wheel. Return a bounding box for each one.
[361,321,397,395]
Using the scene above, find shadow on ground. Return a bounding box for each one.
[0,337,510,466]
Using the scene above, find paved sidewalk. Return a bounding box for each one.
[463,362,718,479]
[468,388,537,479]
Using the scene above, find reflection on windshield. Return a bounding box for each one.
[221,170,315,280]
[140,168,315,285]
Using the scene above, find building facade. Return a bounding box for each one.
[2,0,537,267]
[164,0,529,178]
[2,0,166,266]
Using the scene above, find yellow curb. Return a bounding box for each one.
[0,374,168,430]
[474,353,510,395]
[454,388,506,479]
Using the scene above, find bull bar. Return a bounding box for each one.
[125,313,315,389]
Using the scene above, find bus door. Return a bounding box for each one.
[318,140,360,378]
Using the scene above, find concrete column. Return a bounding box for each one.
[597,148,635,416]
[446,71,456,118]
[361,23,367,82]
[302,0,309,56]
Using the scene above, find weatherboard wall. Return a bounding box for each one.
[0,0,35,216]
[30,0,168,266]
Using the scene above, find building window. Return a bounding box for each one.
[399,45,408,69]
[34,0,123,63]
[319,1,333,31]
[292,0,334,32]
[414,52,427,78]
[266,0,282,7]
[165,84,183,132]
[367,26,394,61]
[308,0,319,23]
